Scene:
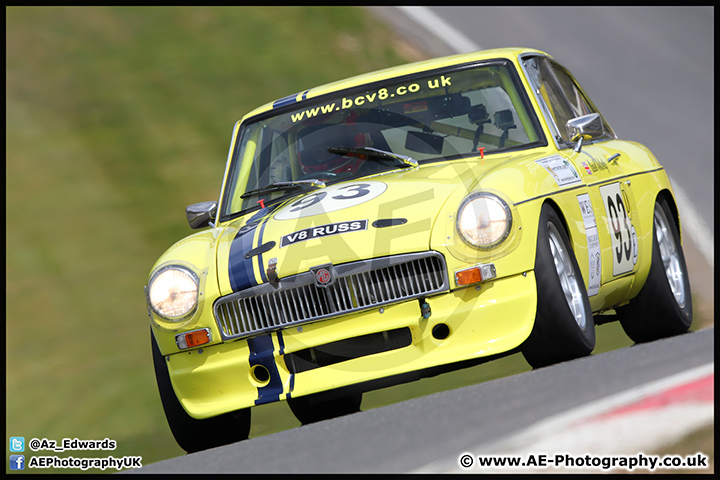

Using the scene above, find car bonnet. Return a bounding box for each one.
[215,159,487,295]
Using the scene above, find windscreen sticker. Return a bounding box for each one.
[274,181,387,220]
[280,220,367,248]
[536,155,582,187]
[577,193,601,296]
[289,75,452,123]
[404,101,428,114]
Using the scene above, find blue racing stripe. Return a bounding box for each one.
[247,334,283,405]
[228,223,259,292]
[277,330,285,354]
[286,374,295,399]
[277,330,296,398]
[272,92,300,109]
[257,218,270,284]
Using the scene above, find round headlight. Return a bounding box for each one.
[457,193,512,248]
[147,266,199,320]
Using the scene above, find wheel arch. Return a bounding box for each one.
[656,188,681,238]
[538,198,574,248]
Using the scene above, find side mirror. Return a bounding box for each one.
[186,201,217,229]
[566,113,604,153]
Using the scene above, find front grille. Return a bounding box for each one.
[284,327,413,374]
[214,252,448,340]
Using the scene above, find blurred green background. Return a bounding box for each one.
[7,6,697,473]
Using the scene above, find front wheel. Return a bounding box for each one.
[616,197,692,342]
[152,332,251,453]
[522,204,595,368]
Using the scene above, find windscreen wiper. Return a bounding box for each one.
[327,147,418,168]
[240,179,325,199]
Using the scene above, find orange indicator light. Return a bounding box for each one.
[456,267,483,286]
[185,330,210,347]
[455,263,497,286]
[176,328,212,349]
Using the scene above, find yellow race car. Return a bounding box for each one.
[145,47,692,452]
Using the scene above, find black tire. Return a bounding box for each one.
[522,204,595,368]
[616,197,692,342]
[287,390,362,425]
[152,332,251,453]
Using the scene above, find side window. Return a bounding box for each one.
[549,62,594,127]
[525,56,614,144]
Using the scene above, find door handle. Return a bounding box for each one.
[607,153,621,164]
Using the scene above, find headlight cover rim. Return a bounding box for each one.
[456,192,513,249]
[146,265,200,321]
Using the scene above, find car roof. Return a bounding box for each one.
[239,47,550,122]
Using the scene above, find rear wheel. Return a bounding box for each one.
[287,391,362,425]
[617,198,692,342]
[522,204,595,368]
[152,332,251,453]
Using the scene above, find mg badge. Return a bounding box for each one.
[311,264,334,288]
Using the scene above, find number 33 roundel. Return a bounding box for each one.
[273,182,387,220]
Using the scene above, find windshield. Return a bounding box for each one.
[221,60,544,219]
